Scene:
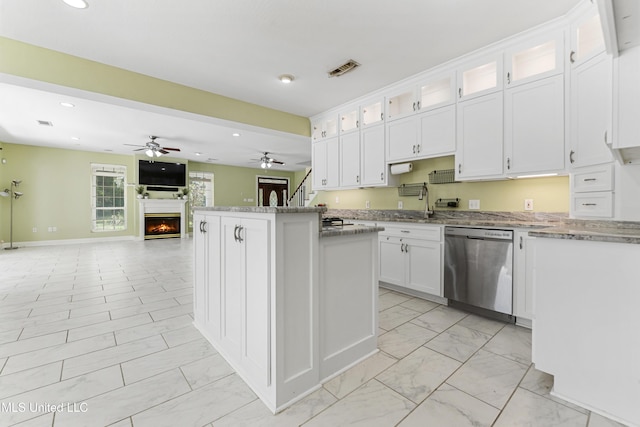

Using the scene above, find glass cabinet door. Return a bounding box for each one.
[361,100,383,127]
[506,32,563,86]
[419,74,455,110]
[571,10,605,67]
[387,88,417,120]
[461,60,498,98]
[340,108,359,133]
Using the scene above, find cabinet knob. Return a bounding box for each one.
[356,175,360,183]
[519,236,523,250]
[356,120,359,128]
[417,144,421,153]
[569,51,576,64]
[413,145,416,154]
[604,130,608,144]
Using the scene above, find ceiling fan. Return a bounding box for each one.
[254,152,285,168]
[125,136,181,158]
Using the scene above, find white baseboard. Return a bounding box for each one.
[1,235,137,248]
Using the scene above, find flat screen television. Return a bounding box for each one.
[138,160,186,187]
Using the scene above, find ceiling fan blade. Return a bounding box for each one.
[159,149,170,155]
[162,147,181,152]
[133,148,146,151]
[271,159,285,165]
[124,143,145,147]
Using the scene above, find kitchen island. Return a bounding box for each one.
[529,223,640,427]
[192,206,383,413]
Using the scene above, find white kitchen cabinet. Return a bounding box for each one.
[504,74,565,175]
[378,224,442,297]
[457,55,503,101]
[339,105,359,134]
[532,237,640,426]
[193,213,221,339]
[569,7,605,68]
[569,52,613,168]
[220,216,270,383]
[513,230,534,326]
[312,137,339,190]
[339,131,361,187]
[360,124,388,186]
[361,98,384,128]
[505,32,564,88]
[311,114,338,142]
[455,91,504,180]
[387,114,420,162]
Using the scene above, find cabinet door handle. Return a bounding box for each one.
[381,112,384,121]
[412,102,416,111]
[380,172,384,181]
[582,203,597,206]
[199,220,204,233]
[569,51,576,64]
[356,120,359,128]
[417,144,421,153]
[507,72,511,84]
[519,236,523,250]
[569,150,575,164]
[400,230,410,234]
[356,175,360,183]
[413,145,416,154]
[233,225,239,242]
[583,178,597,182]
[507,157,511,170]
[405,244,409,253]
[236,225,244,243]
[458,88,462,98]
[604,130,608,144]
[400,243,404,252]
[416,101,421,110]
[458,163,462,174]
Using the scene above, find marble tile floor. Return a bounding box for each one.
[0,239,626,427]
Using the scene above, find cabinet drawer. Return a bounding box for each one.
[572,164,614,193]
[572,191,613,217]
[378,223,442,241]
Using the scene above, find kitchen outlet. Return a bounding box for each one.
[365,200,370,209]
[524,199,534,211]
[247,198,254,202]
[32,227,37,233]
[398,201,403,209]
[335,196,340,204]
[469,199,480,210]
[48,227,53,232]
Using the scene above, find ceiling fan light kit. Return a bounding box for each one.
[258,152,284,169]
[62,0,88,9]
[126,136,180,158]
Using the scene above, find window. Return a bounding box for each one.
[91,164,127,232]
[188,171,214,229]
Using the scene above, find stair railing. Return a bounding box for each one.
[288,168,312,207]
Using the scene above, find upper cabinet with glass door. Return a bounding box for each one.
[386,72,456,122]
[505,31,565,87]
[570,7,605,68]
[457,54,503,101]
[339,105,359,134]
[360,98,384,128]
[311,114,339,142]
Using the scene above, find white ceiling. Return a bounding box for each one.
[0,0,581,171]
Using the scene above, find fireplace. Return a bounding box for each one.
[144,213,181,239]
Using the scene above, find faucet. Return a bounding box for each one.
[422,184,434,219]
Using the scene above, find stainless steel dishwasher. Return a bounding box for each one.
[444,227,514,321]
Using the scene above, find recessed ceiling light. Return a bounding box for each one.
[195,152,202,156]
[279,74,294,84]
[71,136,80,141]
[232,133,240,137]
[62,0,88,9]
[60,102,75,108]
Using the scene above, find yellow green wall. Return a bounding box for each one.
[0,142,296,244]
[0,37,310,137]
[313,156,570,212]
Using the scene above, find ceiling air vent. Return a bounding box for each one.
[328,60,360,78]
[37,120,53,126]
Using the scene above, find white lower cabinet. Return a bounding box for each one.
[378,224,442,297]
[194,210,379,414]
[513,230,534,325]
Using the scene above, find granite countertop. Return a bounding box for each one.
[324,209,640,244]
[529,223,640,244]
[194,206,327,214]
[320,225,385,238]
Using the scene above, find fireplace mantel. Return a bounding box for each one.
[138,199,187,240]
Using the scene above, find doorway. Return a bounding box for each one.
[257,176,289,207]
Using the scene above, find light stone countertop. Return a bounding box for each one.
[194,206,327,214]
[320,224,385,238]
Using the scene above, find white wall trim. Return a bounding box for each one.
[2,235,137,248]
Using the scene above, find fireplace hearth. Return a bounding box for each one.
[144,213,180,239]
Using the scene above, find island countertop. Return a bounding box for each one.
[194,206,327,214]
